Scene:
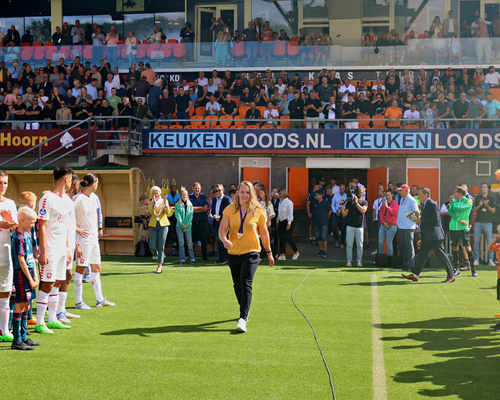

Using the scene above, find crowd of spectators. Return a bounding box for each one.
[1,60,500,130]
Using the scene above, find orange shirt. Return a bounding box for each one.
[223,203,267,255]
[262,28,273,42]
[385,106,402,127]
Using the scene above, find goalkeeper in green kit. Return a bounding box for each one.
[448,185,475,277]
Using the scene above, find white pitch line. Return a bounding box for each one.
[372,274,388,400]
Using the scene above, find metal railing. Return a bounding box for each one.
[0,116,144,168]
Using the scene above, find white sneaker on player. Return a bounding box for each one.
[473,260,479,266]
[292,252,300,260]
[96,297,116,307]
[277,255,286,261]
[235,318,247,332]
[64,312,81,319]
[57,312,71,324]
[75,301,92,310]
[489,260,496,267]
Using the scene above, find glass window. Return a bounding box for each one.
[0,17,24,37]
[64,15,92,28]
[303,0,328,20]
[124,14,154,42]
[25,16,51,43]
[394,0,444,37]
[251,0,298,37]
[93,15,123,40]
[155,12,185,41]
[363,0,390,18]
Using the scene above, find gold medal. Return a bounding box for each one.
[237,233,243,239]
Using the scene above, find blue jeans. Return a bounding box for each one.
[378,224,398,256]
[474,222,493,262]
[149,225,169,264]
[346,226,364,262]
[107,46,118,65]
[160,114,173,126]
[176,111,189,126]
[314,225,328,242]
[176,226,195,263]
[246,42,258,67]
[216,43,228,65]
[324,121,338,129]
[331,213,346,244]
[466,120,481,129]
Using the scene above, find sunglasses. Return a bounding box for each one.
[215,190,221,192]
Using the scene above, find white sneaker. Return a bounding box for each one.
[346,261,352,267]
[152,255,157,260]
[489,260,496,267]
[75,301,92,310]
[235,318,247,332]
[335,241,340,248]
[277,255,286,261]
[96,297,116,307]
[357,261,363,268]
[64,312,81,319]
[292,252,300,260]
[473,260,479,266]
[371,250,378,255]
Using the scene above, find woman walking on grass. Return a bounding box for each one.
[218,181,274,333]
[174,188,196,265]
[148,186,173,274]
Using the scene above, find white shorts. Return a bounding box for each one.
[76,242,101,266]
[40,254,67,283]
[0,264,13,293]
[67,248,75,270]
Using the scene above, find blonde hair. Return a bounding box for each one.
[279,189,289,198]
[177,187,192,206]
[260,187,270,209]
[18,206,37,221]
[19,191,37,206]
[233,181,260,214]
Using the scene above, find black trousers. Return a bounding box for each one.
[228,252,259,320]
[278,220,298,254]
[412,238,454,279]
[192,220,207,258]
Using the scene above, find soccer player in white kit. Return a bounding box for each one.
[73,173,115,309]
[36,166,82,334]
[0,170,19,342]
[57,174,81,324]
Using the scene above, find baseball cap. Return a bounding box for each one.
[397,184,411,190]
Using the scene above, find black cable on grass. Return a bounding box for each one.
[292,268,336,400]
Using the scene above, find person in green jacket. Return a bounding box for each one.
[448,185,475,277]
[174,188,195,265]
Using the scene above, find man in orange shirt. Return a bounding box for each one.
[384,99,402,127]
[141,63,155,85]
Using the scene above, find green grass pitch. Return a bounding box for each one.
[2,256,500,400]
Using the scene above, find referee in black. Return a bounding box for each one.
[402,187,455,283]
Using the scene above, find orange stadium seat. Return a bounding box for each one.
[405,124,420,129]
[239,106,250,118]
[195,106,205,116]
[219,115,233,128]
[357,115,371,129]
[371,115,386,129]
[279,115,290,128]
[204,115,218,128]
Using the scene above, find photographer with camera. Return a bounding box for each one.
[341,186,367,267]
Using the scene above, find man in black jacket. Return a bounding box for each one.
[288,91,304,129]
[402,187,455,283]
[212,184,232,264]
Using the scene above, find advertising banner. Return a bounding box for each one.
[142,129,500,154]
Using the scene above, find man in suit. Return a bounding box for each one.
[402,187,455,283]
[211,184,232,264]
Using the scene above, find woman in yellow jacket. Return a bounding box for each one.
[148,186,174,274]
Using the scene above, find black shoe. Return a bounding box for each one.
[23,338,41,347]
[203,257,209,262]
[190,260,197,265]
[472,268,477,277]
[214,260,223,264]
[220,259,228,265]
[12,341,33,351]
[490,322,500,331]
[26,330,31,336]
[180,261,185,265]
[454,269,461,276]
[459,260,471,271]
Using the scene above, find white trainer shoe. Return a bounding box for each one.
[489,260,496,267]
[235,318,247,332]
[277,255,286,261]
[357,261,363,268]
[64,312,81,319]
[96,297,116,307]
[75,301,92,310]
[346,261,352,267]
[292,252,300,260]
[474,260,479,266]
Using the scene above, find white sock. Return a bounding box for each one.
[36,290,49,326]
[58,291,68,313]
[91,272,104,303]
[48,287,59,323]
[74,272,84,304]
[0,297,9,336]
